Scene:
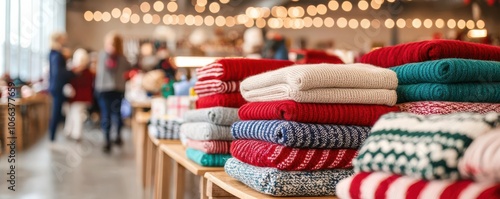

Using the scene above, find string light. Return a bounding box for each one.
[317,4,327,15]
[349,19,359,29]
[185,15,195,25]
[307,5,317,16]
[292,18,304,29]
[360,19,370,29]
[204,16,214,26]
[374,0,384,4]
[167,2,178,12]
[283,18,292,28]
[387,0,395,2]
[324,17,334,27]
[371,0,382,9]
[122,7,132,15]
[358,1,369,10]
[457,19,466,29]
[143,13,153,24]
[220,0,230,4]
[371,19,380,28]
[209,2,220,13]
[303,17,313,27]
[154,1,164,12]
[337,17,347,28]
[140,2,150,13]
[196,0,207,6]
[237,14,249,24]
[163,14,171,24]
[396,18,405,28]
[412,18,422,28]
[435,18,444,28]
[246,7,261,19]
[131,13,140,24]
[288,7,304,18]
[466,20,475,29]
[244,18,254,27]
[111,8,121,18]
[476,20,485,29]
[120,14,130,23]
[447,19,456,29]
[273,6,287,18]
[215,16,225,26]
[423,19,432,28]
[312,17,323,28]
[177,15,185,25]
[226,16,236,27]
[256,18,266,28]
[194,15,203,26]
[195,5,205,13]
[268,18,278,28]
[152,14,161,24]
[93,11,102,21]
[102,12,111,22]
[84,11,93,21]
[328,0,339,10]
[385,19,394,28]
[260,7,271,18]
[342,1,353,11]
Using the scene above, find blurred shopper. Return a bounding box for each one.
[242,28,264,59]
[63,48,94,141]
[95,31,131,153]
[262,31,289,60]
[48,32,85,144]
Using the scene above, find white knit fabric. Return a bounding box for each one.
[240,63,398,105]
[459,128,500,182]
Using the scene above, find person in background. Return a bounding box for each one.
[48,32,86,145]
[64,48,94,141]
[262,31,289,60]
[94,31,131,153]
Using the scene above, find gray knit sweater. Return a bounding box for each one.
[94,51,130,92]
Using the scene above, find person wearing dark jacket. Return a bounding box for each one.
[48,32,85,143]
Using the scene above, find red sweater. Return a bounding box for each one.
[69,69,94,103]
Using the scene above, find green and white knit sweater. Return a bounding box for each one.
[354,112,499,180]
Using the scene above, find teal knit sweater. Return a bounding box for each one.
[391,59,500,84]
[397,83,500,103]
[186,148,232,167]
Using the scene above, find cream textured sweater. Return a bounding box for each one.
[240,63,398,105]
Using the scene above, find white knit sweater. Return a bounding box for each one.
[240,63,398,105]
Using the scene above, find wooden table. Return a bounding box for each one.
[156,144,224,199]
[144,131,180,198]
[204,172,338,199]
[132,111,151,189]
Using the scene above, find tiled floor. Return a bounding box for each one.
[0,125,142,199]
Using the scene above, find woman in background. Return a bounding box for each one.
[64,48,94,141]
[48,32,85,144]
[94,31,131,153]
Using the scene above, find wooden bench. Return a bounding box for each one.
[204,172,338,199]
[155,144,224,199]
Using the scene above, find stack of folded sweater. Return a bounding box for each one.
[225,63,401,197]
[194,58,294,108]
[336,112,500,199]
[361,40,500,114]
[148,117,182,140]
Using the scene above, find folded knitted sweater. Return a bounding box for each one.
[391,59,500,84]
[186,148,232,167]
[241,63,398,105]
[459,128,500,182]
[194,80,240,97]
[224,158,354,197]
[148,118,182,139]
[196,58,294,81]
[231,120,371,149]
[361,40,500,68]
[337,172,500,199]
[397,83,500,103]
[354,112,500,180]
[231,139,357,171]
[195,93,247,109]
[183,107,239,126]
[186,139,231,154]
[239,100,400,126]
[180,122,233,141]
[399,101,500,115]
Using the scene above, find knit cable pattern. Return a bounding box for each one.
[396,83,500,103]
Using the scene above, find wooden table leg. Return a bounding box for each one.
[134,121,146,189]
[173,163,185,199]
[155,148,172,199]
[145,137,156,198]
[200,176,208,199]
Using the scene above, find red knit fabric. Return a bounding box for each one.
[196,58,294,81]
[196,93,247,109]
[238,100,400,126]
[398,101,500,115]
[185,139,231,154]
[194,80,240,97]
[69,69,94,103]
[230,139,358,171]
[360,40,500,68]
[290,49,345,64]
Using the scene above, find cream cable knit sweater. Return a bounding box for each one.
[240,63,398,105]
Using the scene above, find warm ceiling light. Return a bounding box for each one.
[195,5,205,13]
[360,19,370,29]
[111,8,121,18]
[423,19,432,28]
[162,14,171,24]
[215,16,226,26]
[457,19,466,29]
[372,19,381,28]
[131,13,140,24]
[283,18,292,28]
[140,2,150,13]
[194,15,203,26]
[358,1,369,10]
[154,1,164,12]
[220,0,230,4]
[209,2,220,13]
[288,7,299,18]
[447,19,456,29]
[143,13,153,24]
[385,19,394,28]
[303,17,313,27]
[312,17,323,28]
[396,18,405,28]
[337,17,347,28]
[152,14,161,24]
[342,1,353,11]
[307,5,317,16]
[435,18,444,28]
[371,0,382,9]
[93,11,102,21]
[466,20,475,29]
[84,11,93,21]
[226,16,236,27]
[274,6,287,18]
[237,14,249,24]
[120,13,130,23]
[476,20,485,29]
[197,0,207,6]
[328,0,339,10]
[317,4,327,15]
[167,2,178,12]
[122,7,132,15]
[324,17,334,27]
[177,15,185,25]
[467,29,487,38]
[246,7,261,19]
[185,15,195,25]
[261,7,271,18]
[102,12,111,22]
[374,0,384,4]
[293,18,305,29]
[244,18,254,27]
[204,15,214,26]
[349,19,359,29]
[256,18,266,28]
[387,0,395,2]
[412,18,422,28]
